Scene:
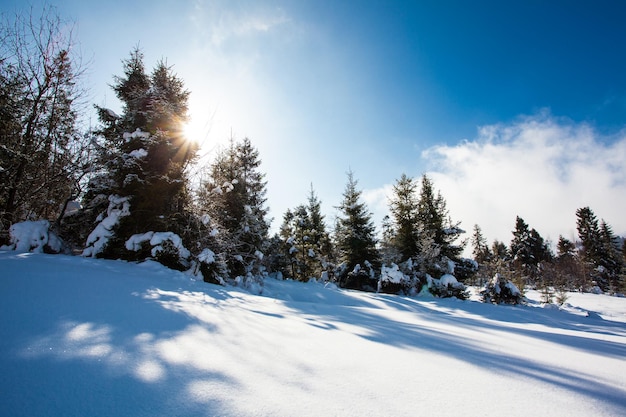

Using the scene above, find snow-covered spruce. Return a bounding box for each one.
[481,273,525,304]
[426,273,469,300]
[378,263,414,294]
[82,195,130,257]
[125,231,191,271]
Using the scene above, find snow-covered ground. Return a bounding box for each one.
[1,251,625,417]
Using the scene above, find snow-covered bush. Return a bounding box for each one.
[427,274,469,300]
[195,247,228,285]
[378,263,416,294]
[481,273,525,305]
[2,220,64,254]
[125,231,191,271]
[340,261,378,292]
[83,195,130,257]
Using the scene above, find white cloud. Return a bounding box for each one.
[190,0,289,47]
[422,113,626,248]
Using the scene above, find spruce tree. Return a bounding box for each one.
[279,186,333,281]
[598,220,623,292]
[554,235,581,290]
[82,48,198,265]
[388,173,420,261]
[415,174,465,277]
[471,224,491,265]
[199,137,270,278]
[280,205,313,280]
[509,216,551,285]
[470,224,492,285]
[575,206,609,291]
[334,170,379,290]
[576,207,602,266]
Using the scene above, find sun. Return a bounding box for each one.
[181,119,199,143]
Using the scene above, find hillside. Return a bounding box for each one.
[1,251,625,417]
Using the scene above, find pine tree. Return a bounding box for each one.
[334,170,379,290]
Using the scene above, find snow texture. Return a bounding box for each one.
[1,251,625,417]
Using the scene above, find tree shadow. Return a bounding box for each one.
[274,287,626,412]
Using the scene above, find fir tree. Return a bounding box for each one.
[334,170,379,290]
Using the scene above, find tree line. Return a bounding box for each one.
[1,8,624,300]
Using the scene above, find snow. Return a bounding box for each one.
[123,128,150,142]
[506,280,522,296]
[2,220,63,253]
[438,273,460,287]
[380,263,407,283]
[1,251,625,417]
[198,248,216,264]
[129,148,148,159]
[82,195,130,257]
[104,108,119,119]
[126,231,191,260]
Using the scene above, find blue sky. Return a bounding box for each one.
[4,0,626,246]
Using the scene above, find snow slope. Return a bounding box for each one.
[1,251,625,417]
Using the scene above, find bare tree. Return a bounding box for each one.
[0,5,90,234]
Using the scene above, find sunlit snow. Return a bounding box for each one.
[1,251,625,417]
